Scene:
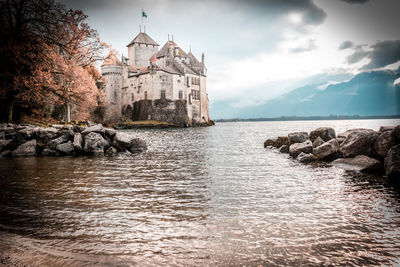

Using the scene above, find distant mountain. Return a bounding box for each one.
[211,69,400,119]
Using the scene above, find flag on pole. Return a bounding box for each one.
[142,10,147,18]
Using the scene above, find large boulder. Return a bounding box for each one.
[37,127,59,140]
[289,140,313,158]
[105,128,117,139]
[48,134,69,150]
[112,132,133,151]
[73,132,83,152]
[15,126,37,143]
[83,132,109,154]
[129,138,147,153]
[385,145,400,180]
[312,136,324,148]
[313,139,339,160]
[264,138,276,148]
[264,136,288,148]
[11,139,37,157]
[288,132,309,145]
[309,127,336,142]
[374,131,396,158]
[339,129,379,158]
[379,126,395,133]
[56,141,74,155]
[279,145,289,153]
[333,155,382,173]
[297,152,316,164]
[81,124,105,135]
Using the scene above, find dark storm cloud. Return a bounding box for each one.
[362,40,400,69]
[338,41,354,50]
[346,40,400,69]
[341,0,369,4]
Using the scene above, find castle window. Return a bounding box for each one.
[114,91,117,102]
[179,91,183,99]
[131,93,134,101]
[144,91,148,100]
[161,90,166,99]
[189,93,192,104]
[138,86,141,93]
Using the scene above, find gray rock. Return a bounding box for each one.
[379,126,395,133]
[336,136,346,145]
[15,126,37,143]
[51,124,64,129]
[81,124,105,135]
[289,140,313,158]
[48,134,69,150]
[37,127,59,139]
[313,139,339,160]
[11,139,37,157]
[374,131,395,158]
[288,132,309,145]
[105,128,116,139]
[105,146,118,156]
[338,128,370,139]
[309,127,336,142]
[129,138,147,153]
[384,144,400,180]
[264,138,277,148]
[0,139,13,152]
[312,136,324,148]
[278,145,289,153]
[41,148,59,156]
[339,129,379,158]
[112,132,133,151]
[73,133,83,152]
[333,155,382,173]
[60,125,75,136]
[56,141,74,155]
[297,152,316,164]
[83,132,108,154]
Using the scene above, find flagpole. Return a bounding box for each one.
[141,8,143,32]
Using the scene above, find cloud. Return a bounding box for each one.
[341,0,369,4]
[338,41,354,50]
[290,39,317,53]
[362,40,400,69]
[346,45,369,64]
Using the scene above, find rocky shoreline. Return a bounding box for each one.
[264,125,400,181]
[0,123,147,157]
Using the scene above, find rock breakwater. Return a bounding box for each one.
[264,125,400,181]
[0,123,147,157]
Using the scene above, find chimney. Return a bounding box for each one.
[201,52,205,65]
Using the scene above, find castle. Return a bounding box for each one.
[101,31,210,126]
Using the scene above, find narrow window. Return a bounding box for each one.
[189,93,192,104]
[131,93,134,101]
[179,91,183,99]
[161,90,166,99]
[144,91,148,100]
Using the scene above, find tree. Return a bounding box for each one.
[0,0,106,122]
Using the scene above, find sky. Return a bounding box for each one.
[59,0,400,117]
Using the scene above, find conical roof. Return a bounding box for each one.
[127,32,159,47]
[187,52,204,68]
[102,51,122,66]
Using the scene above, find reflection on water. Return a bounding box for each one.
[1,119,400,266]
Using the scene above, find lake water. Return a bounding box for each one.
[1,119,400,266]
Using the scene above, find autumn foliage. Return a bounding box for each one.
[0,0,106,123]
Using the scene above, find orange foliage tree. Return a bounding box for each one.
[0,0,106,122]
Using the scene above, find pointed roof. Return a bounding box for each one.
[101,51,122,66]
[156,40,188,58]
[127,32,159,47]
[187,52,204,69]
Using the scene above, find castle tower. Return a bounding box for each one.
[127,32,159,66]
[101,51,123,122]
